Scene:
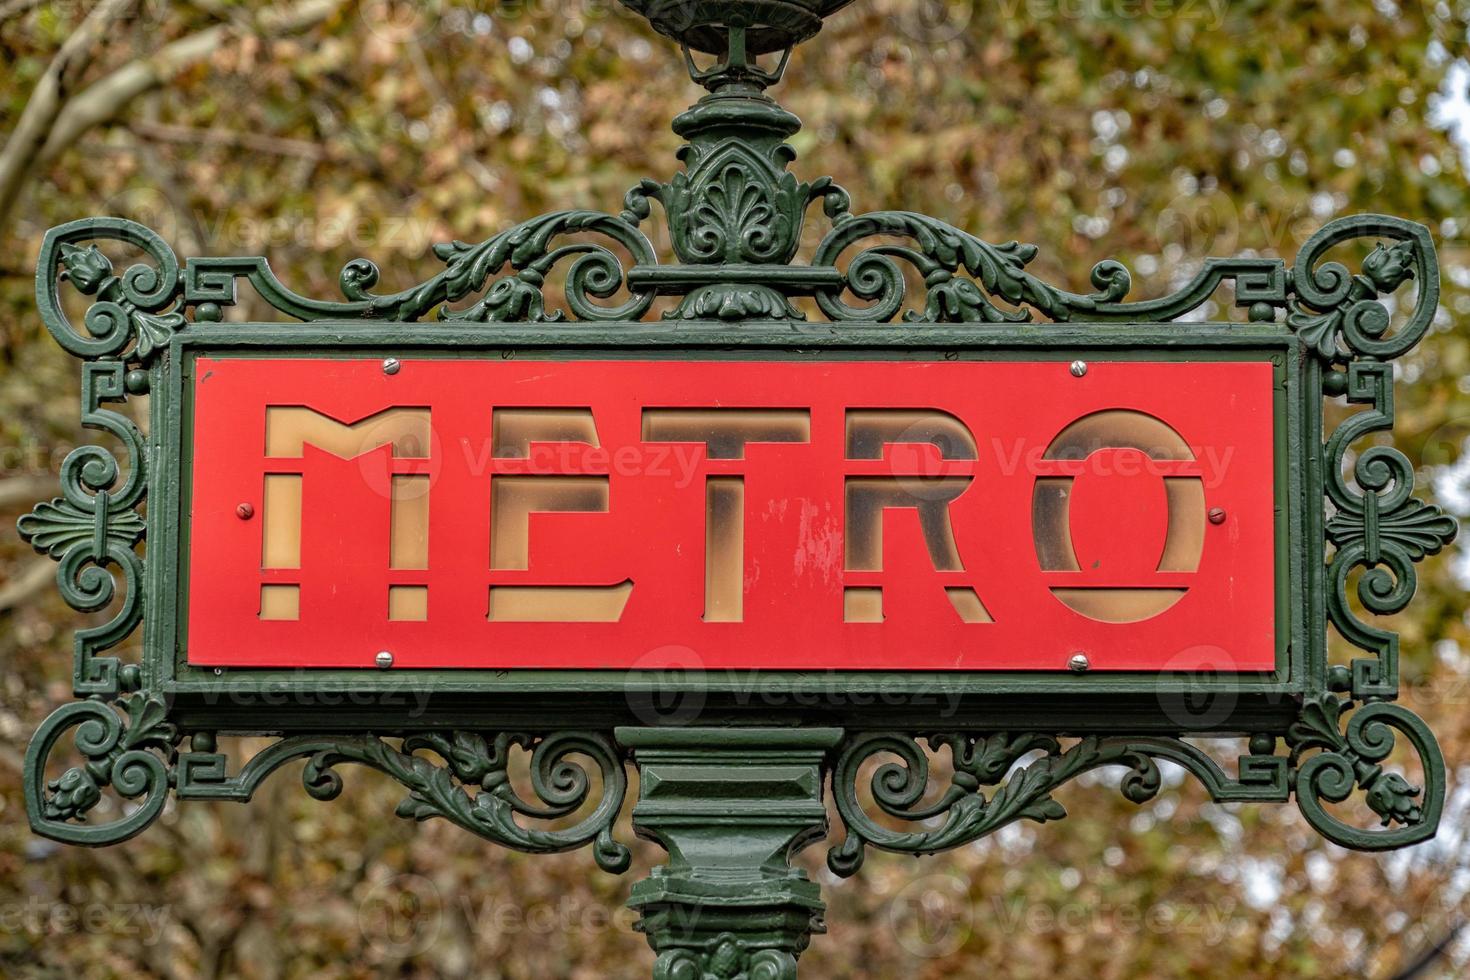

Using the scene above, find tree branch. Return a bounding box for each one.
[0,0,45,29]
[0,475,60,509]
[0,0,345,237]
[128,120,329,161]
[0,0,136,236]
[0,558,56,612]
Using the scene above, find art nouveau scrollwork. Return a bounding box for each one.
[811,211,1133,323]
[33,217,185,363]
[16,24,1456,871]
[338,210,657,323]
[24,696,177,847]
[828,694,1443,869]
[20,216,644,853]
[1288,214,1439,364]
[1287,695,1445,850]
[184,208,656,324]
[176,730,632,872]
[827,214,1455,864]
[828,732,1289,875]
[26,686,634,865]
[19,219,172,697]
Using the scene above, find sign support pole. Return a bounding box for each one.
[620,728,844,978]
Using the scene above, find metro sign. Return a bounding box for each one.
[185,356,1277,672]
[17,2,1457,957]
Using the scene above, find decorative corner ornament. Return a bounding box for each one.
[18,3,1458,975]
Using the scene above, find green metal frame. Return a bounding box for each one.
[16,8,1458,974]
[156,326,1299,723]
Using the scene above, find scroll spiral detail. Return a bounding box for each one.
[175,730,633,872]
[24,697,177,846]
[1287,696,1444,850]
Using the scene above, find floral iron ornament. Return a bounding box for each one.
[17,4,1459,976]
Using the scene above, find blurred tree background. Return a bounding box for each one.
[3,0,1470,976]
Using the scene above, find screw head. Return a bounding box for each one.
[1208,507,1227,525]
[375,650,394,669]
[1069,360,1088,377]
[236,502,255,520]
[1068,653,1090,673]
[382,357,401,376]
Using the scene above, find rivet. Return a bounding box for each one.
[376,650,394,669]
[235,502,255,520]
[1209,507,1227,525]
[382,357,401,376]
[1068,653,1090,673]
[1069,360,1087,378]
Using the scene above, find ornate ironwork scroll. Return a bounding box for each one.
[824,211,1455,868]
[16,5,1458,975]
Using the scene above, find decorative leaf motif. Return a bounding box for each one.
[708,938,745,977]
[445,731,501,783]
[1327,496,1458,560]
[1288,222,1434,365]
[691,164,777,262]
[1286,694,1347,755]
[1286,306,1342,360]
[828,732,1165,876]
[443,272,558,323]
[121,695,177,752]
[668,283,804,321]
[18,496,145,559]
[290,731,631,873]
[976,736,1108,830]
[1365,772,1423,826]
[657,142,811,267]
[130,310,185,361]
[814,210,1132,323]
[336,209,654,322]
[651,938,796,980]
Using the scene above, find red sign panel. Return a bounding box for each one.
[186,358,1276,672]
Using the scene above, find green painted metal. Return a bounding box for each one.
[155,325,1303,733]
[621,727,842,977]
[15,5,1459,974]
